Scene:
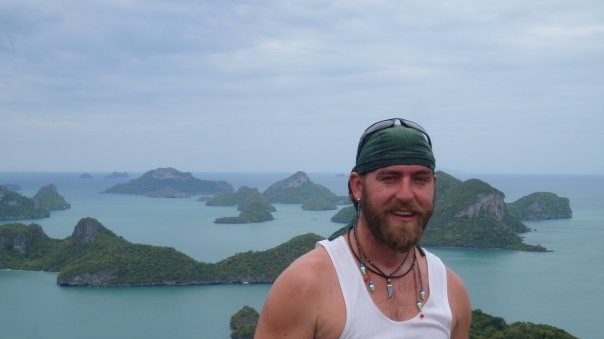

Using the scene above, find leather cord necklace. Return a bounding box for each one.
[350,224,416,299]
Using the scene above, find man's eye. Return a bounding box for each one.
[379,175,398,182]
[414,175,431,183]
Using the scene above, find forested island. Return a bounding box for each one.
[206,171,345,223]
[0,184,70,220]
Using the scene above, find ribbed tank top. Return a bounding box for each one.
[318,237,452,338]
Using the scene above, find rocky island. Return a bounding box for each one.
[0,184,70,220]
[262,171,345,207]
[102,167,234,198]
[33,184,71,210]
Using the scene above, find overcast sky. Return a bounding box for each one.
[1,0,603,175]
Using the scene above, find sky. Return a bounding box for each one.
[1,0,603,175]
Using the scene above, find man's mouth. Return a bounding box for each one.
[392,210,415,217]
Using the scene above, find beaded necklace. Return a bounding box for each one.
[350,225,419,300]
[413,256,427,318]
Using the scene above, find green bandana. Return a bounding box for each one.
[354,125,435,174]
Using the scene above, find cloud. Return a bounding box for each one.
[0,0,603,173]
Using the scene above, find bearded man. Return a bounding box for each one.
[255,118,472,339]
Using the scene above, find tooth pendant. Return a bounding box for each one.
[386,278,394,299]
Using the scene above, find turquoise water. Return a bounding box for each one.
[1,172,602,338]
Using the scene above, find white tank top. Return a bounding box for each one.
[318,236,452,338]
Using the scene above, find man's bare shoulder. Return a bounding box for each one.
[271,244,335,296]
[255,242,345,339]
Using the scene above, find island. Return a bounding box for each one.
[230,306,260,339]
[214,192,276,224]
[104,172,129,179]
[206,172,347,222]
[507,192,572,221]
[0,218,321,286]
[32,184,71,210]
[262,171,345,207]
[0,184,71,220]
[229,307,578,339]
[329,171,572,251]
[102,167,234,198]
[80,173,94,179]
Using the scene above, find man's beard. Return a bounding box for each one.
[359,190,434,253]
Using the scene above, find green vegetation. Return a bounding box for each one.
[230,306,259,339]
[301,197,337,211]
[507,192,572,220]
[331,205,356,223]
[214,192,276,224]
[0,186,50,220]
[263,171,339,204]
[470,309,578,339]
[32,184,71,210]
[206,186,261,206]
[0,218,321,286]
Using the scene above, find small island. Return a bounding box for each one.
[33,184,71,210]
[102,167,234,198]
[214,192,276,224]
[0,184,70,220]
[104,172,129,179]
[262,171,344,207]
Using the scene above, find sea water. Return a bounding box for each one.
[0,172,602,339]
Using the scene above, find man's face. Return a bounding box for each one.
[357,164,436,252]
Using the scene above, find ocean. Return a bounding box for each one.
[0,172,602,339]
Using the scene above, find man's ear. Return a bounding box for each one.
[349,172,362,201]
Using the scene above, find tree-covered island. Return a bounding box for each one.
[0,184,70,220]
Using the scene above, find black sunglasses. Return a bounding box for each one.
[355,118,432,160]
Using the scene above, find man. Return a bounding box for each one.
[255,118,471,338]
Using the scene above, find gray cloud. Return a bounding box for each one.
[1,0,603,174]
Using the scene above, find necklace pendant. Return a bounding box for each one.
[368,280,375,292]
[386,279,394,299]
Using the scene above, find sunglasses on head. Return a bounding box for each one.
[355,118,432,160]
